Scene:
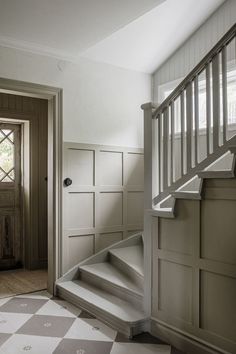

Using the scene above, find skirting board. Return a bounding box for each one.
[151,319,230,354]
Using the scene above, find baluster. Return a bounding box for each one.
[206,63,211,156]
[163,108,169,190]
[222,46,228,143]
[171,101,175,183]
[180,91,185,176]
[186,82,193,171]
[194,76,199,165]
[157,114,162,193]
[212,53,220,151]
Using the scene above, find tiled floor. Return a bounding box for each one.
[0,291,184,354]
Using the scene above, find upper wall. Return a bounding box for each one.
[0,46,151,147]
[153,0,236,103]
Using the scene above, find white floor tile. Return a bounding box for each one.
[0,298,12,307]
[65,318,117,342]
[0,334,61,354]
[36,299,81,318]
[110,343,171,354]
[0,312,32,334]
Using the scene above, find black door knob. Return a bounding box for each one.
[64,178,72,187]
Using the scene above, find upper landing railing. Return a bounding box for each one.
[142,23,236,206]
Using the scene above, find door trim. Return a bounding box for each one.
[0,77,63,294]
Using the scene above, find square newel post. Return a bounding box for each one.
[141,102,157,317]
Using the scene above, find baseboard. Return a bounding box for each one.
[151,319,231,354]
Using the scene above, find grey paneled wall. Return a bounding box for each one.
[151,179,236,353]
[63,142,144,273]
[153,0,236,103]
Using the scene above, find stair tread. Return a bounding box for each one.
[80,262,142,295]
[58,280,146,324]
[109,245,144,277]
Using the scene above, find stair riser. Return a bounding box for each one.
[57,285,148,337]
[109,253,144,290]
[79,269,143,310]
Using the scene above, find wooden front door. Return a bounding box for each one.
[0,123,21,270]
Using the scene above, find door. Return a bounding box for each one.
[0,123,21,269]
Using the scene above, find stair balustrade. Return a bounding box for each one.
[142,23,236,205]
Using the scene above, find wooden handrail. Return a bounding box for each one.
[143,23,236,203]
[153,23,236,118]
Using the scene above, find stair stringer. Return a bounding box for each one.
[152,147,236,219]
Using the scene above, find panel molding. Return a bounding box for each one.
[152,193,236,353]
[63,142,144,272]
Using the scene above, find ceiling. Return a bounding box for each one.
[0,0,225,73]
[0,0,164,59]
[83,0,225,73]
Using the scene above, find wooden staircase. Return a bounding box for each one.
[56,233,148,337]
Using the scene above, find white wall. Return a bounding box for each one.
[153,0,236,103]
[0,46,151,147]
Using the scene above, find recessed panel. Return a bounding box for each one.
[100,151,123,186]
[157,260,193,323]
[99,192,123,227]
[66,193,94,229]
[67,234,94,270]
[125,153,144,186]
[127,192,143,226]
[158,200,197,255]
[201,271,236,342]
[0,191,14,207]
[67,149,94,186]
[201,200,236,264]
[95,232,123,252]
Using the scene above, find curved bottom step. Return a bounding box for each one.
[57,280,148,337]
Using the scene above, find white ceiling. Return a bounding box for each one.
[83,0,225,73]
[0,0,225,73]
[0,0,164,60]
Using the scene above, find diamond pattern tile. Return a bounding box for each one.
[0,293,182,354]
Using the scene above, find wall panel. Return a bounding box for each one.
[63,142,144,272]
[151,178,236,353]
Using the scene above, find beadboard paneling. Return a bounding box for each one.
[153,0,236,103]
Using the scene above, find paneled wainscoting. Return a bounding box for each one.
[63,143,144,273]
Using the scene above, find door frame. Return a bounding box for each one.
[0,77,63,294]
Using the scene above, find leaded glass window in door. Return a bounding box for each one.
[0,128,15,183]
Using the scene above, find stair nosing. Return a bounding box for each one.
[80,268,143,300]
[57,280,146,325]
[79,265,143,299]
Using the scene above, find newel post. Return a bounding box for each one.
[141,102,156,317]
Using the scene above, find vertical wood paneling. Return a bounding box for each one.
[153,0,236,103]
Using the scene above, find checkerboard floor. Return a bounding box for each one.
[0,291,184,354]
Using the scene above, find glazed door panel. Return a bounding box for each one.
[0,123,21,269]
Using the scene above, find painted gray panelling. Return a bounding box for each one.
[63,142,144,273]
[153,0,236,103]
[151,178,236,354]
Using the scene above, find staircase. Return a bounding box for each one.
[141,23,236,354]
[55,24,236,353]
[56,233,148,337]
